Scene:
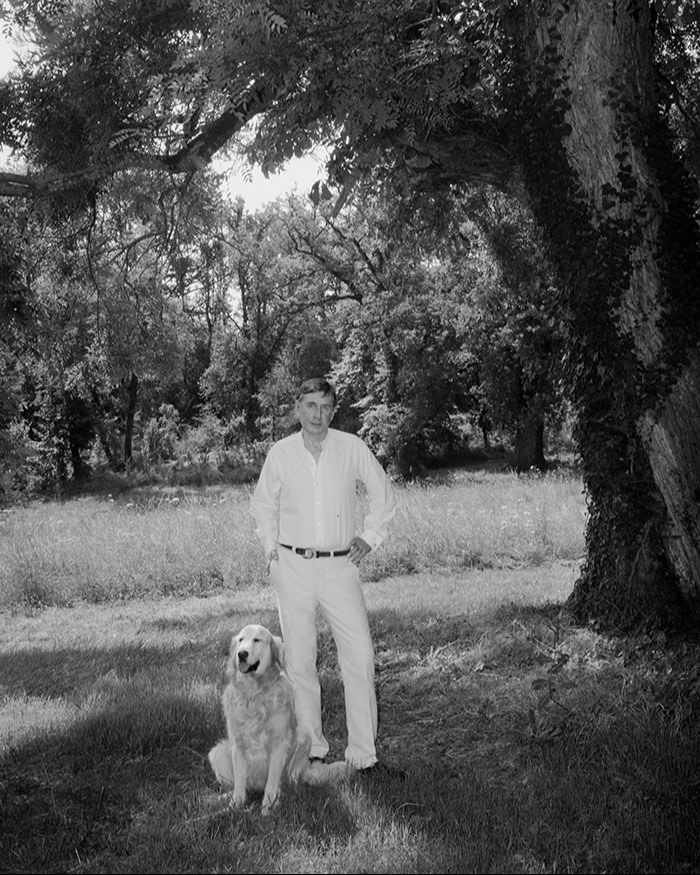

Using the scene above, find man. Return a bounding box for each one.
[250,377,397,775]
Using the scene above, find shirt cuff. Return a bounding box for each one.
[259,536,278,557]
[359,530,382,550]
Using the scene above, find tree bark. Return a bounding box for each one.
[641,350,700,613]
[69,437,87,481]
[514,417,547,474]
[512,1,700,629]
[123,373,138,465]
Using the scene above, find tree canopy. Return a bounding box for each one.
[2,0,700,634]
[0,0,544,201]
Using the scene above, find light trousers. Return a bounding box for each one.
[270,549,378,768]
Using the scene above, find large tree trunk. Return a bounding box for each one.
[511,2,700,629]
[513,417,547,474]
[642,352,700,613]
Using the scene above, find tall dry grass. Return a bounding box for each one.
[366,468,586,580]
[0,486,256,608]
[0,469,587,610]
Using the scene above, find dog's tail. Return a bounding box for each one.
[208,739,235,788]
[287,730,312,784]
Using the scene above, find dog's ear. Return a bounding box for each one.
[224,634,238,679]
[271,635,286,669]
[225,651,238,680]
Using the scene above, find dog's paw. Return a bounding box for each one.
[302,759,352,786]
[261,795,279,817]
[326,760,353,782]
[232,792,246,809]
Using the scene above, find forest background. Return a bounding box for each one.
[1,0,700,633]
[0,13,570,498]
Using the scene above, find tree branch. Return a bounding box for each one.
[0,82,283,199]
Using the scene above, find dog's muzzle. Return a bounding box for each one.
[237,650,260,673]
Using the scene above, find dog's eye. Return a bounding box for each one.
[253,637,261,643]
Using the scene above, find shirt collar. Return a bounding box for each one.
[297,427,332,447]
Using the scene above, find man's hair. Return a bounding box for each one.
[296,377,336,406]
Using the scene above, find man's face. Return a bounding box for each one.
[296,391,335,437]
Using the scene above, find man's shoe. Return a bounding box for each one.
[355,761,406,780]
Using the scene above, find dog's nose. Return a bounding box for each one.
[237,649,248,662]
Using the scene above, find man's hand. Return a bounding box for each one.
[266,548,278,572]
[348,537,372,565]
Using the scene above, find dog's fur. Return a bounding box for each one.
[208,624,311,815]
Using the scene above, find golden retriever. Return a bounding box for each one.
[208,624,311,815]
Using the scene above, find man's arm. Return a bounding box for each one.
[356,440,397,552]
[249,451,281,563]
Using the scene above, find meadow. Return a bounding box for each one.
[0,466,585,609]
[1,465,699,874]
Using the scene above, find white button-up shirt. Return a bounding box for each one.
[250,428,396,556]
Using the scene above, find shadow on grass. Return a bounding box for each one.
[2,598,700,873]
[0,688,362,874]
[0,599,354,872]
[0,597,288,702]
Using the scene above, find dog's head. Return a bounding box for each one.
[228,624,285,680]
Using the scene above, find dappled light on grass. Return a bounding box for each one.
[0,694,80,752]
[2,589,699,873]
[4,467,696,872]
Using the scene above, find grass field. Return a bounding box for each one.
[0,466,585,609]
[1,465,699,874]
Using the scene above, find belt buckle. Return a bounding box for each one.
[302,548,315,559]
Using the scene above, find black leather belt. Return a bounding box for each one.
[280,544,351,559]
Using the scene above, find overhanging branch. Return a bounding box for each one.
[401,126,517,193]
[0,82,283,199]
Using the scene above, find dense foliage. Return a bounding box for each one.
[0,176,568,494]
[2,0,700,631]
